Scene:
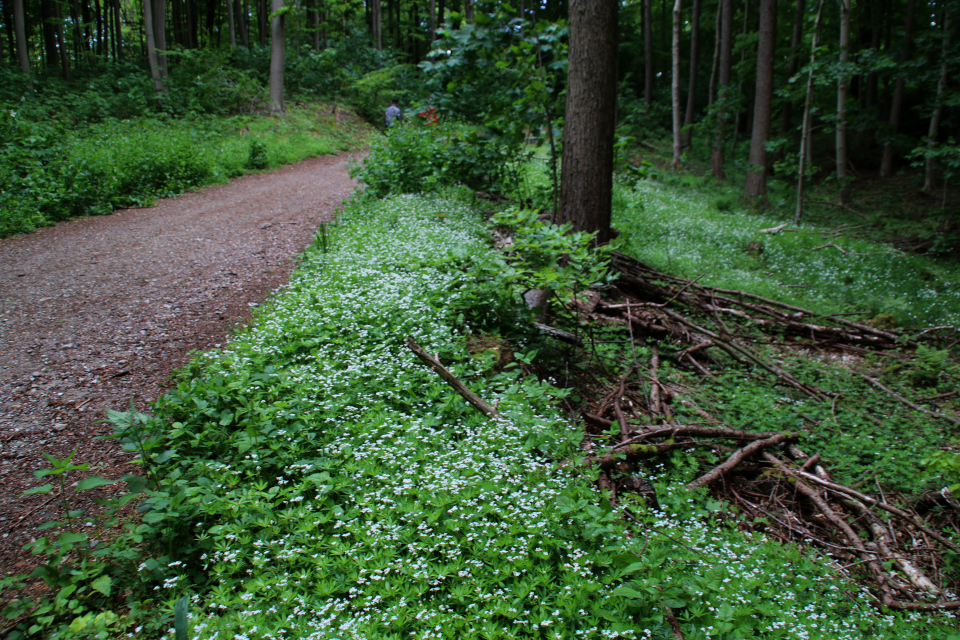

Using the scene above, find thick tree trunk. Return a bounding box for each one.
[142,0,166,93]
[558,0,618,245]
[269,0,285,113]
[795,0,826,223]
[836,0,851,204]
[681,0,701,149]
[671,0,683,168]
[880,0,916,178]
[13,0,29,72]
[464,0,473,23]
[710,0,733,178]
[42,0,59,72]
[238,0,249,45]
[924,9,951,195]
[643,0,653,108]
[743,0,776,198]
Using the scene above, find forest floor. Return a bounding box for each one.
[0,151,362,575]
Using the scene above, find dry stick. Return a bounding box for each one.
[660,308,826,399]
[856,372,960,427]
[625,301,650,408]
[618,425,783,446]
[405,337,501,419]
[803,198,873,221]
[687,433,796,490]
[590,442,690,469]
[649,344,662,416]
[810,243,900,257]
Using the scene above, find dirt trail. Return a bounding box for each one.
[0,152,361,574]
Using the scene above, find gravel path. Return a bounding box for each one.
[0,151,361,574]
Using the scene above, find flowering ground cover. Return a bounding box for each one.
[113,194,955,639]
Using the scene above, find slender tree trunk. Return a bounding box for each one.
[730,0,749,159]
[13,0,29,72]
[113,0,123,57]
[257,0,267,44]
[226,0,236,46]
[42,0,59,72]
[558,0,618,244]
[54,0,71,80]
[152,0,166,74]
[644,0,653,109]
[864,0,881,110]
[464,0,473,23]
[142,0,165,93]
[881,0,916,177]
[269,0,285,113]
[743,0,776,198]
[795,0,826,223]
[428,0,435,42]
[94,0,104,54]
[681,0,701,149]
[708,0,720,106]
[372,0,381,50]
[836,0,851,203]
[238,0,249,45]
[778,0,804,138]
[671,0,683,167]
[710,0,733,178]
[925,9,951,194]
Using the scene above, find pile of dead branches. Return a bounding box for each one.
[568,252,960,611]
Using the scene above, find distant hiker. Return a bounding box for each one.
[385,98,402,128]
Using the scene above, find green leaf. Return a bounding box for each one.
[611,586,643,599]
[22,484,53,496]
[58,532,87,546]
[174,595,189,640]
[90,575,112,596]
[77,476,115,492]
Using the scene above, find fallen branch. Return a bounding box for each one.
[406,337,501,419]
[687,433,795,490]
[856,372,960,427]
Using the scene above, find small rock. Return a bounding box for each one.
[53,423,66,431]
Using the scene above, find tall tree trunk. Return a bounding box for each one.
[880,0,915,177]
[257,0,267,44]
[113,0,123,57]
[269,0,285,113]
[778,0,804,138]
[80,0,93,55]
[54,0,71,80]
[743,0,776,198]
[152,0,166,74]
[464,0,473,23]
[924,8,951,194]
[438,0,444,26]
[682,0,701,148]
[558,0,618,245]
[671,0,683,167]
[227,0,236,45]
[795,0,826,223]
[836,0,851,204]
[730,0,749,159]
[372,0,381,50]
[142,0,165,93]
[42,0,59,72]
[13,0,29,72]
[708,0,720,105]
[643,0,653,108]
[428,0,435,42]
[94,0,104,55]
[864,0,881,110]
[238,0,249,45]
[710,0,733,178]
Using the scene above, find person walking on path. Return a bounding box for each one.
[385,98,402,128]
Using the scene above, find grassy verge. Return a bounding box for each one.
[6,192,954,638]
[0,103,370,238]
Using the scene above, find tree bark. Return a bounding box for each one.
[795,0,826,223]
[743,0,776,198]
[558,0,618,245]
[836,0,851,204]
[707,0,720,106]
[112,0,123,57]
[924,9,951,195]
[710,0,733,178]
[54,0,70,80]
[643,0,653,109]
[428,0,435,42]
[682,0,701,149]
[372,0,381,50]
[238,0,249,45]
[671,0,683,168]
[13,0,29,72]
[269,0,285,113]
[142,0,165,93]
[152,0,167,75]
[880,0,916,178]
[227,0,236,46]
[778,0,804,140]
[464,0,473,23]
